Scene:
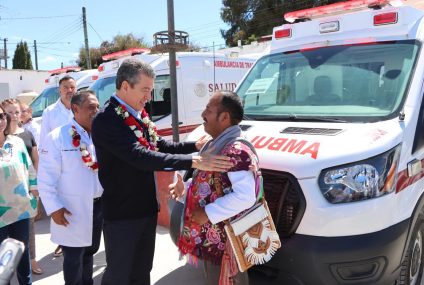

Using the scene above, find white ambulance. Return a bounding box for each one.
[30,67,98,120]
[89,48,258,139]
[178,1,424,284]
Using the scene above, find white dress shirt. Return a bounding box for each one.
[38,120,103,246]
[204,171,256,225]
[39,99,73,149]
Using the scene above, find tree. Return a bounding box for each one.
[77,33,150,69]
[12,41,33,70]
[220,0,344,46]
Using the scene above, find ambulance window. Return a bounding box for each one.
[413,96,424,153]
[240,57,280,107]
[30,87,59,118]
[148,75,171,121]
[90,76,116,107]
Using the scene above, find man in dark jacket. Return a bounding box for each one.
[92,58,231,285]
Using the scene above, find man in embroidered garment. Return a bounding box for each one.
[39,75,76,149]
[38,90,103,285]
[91,58,233,285]
[170,91,259,285]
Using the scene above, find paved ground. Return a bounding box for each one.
[10,217,204,285]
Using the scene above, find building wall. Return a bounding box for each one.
[0,69,49,100]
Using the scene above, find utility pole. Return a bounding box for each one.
[82,7,91,69]
[34,40,38,70]
[3,38,7,69]
[167,0,179,142]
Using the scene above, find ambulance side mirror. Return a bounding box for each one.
[384,69,401,80]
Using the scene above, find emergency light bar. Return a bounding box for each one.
[284,0,398,23]
[101,48,150,61]
[49,66,81,75]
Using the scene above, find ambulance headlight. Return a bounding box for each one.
[319,145,400,204]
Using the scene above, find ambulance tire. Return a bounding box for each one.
[169,199,184,246]
[398,220,424,285]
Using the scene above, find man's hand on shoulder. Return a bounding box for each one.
[192,148,233,172]
[51,207,72,227]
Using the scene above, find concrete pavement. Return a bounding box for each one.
[11,217,204,285]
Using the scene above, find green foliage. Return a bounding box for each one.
[77,33,150,69]
[220,0,345,47]
[12,41,33,70]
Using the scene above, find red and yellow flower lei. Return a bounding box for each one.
[114,104,159,151]
[69,125,99,172]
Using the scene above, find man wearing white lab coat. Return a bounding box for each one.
[38,90,103,285]
[39,75,76,149]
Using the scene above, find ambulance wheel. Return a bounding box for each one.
[399,221,424,285]
[169,199,184,246]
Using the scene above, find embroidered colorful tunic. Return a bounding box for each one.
[178,140,259,264]
[0,135,37,227]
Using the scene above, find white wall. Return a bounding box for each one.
[0,69,49,100]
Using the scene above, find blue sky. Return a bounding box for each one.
[0,1,228,70]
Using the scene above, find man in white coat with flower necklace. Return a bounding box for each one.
[38,90,103,285]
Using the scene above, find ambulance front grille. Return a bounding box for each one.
[281,127,343,136]
[262,169,306,238]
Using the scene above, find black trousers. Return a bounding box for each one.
[101,214,157,285]
[61,199,103,285]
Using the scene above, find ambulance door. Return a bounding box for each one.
[149,74,172,127]
[178,56,211,129]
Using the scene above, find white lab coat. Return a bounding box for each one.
[39,99,73,150]
[38,121,103,247]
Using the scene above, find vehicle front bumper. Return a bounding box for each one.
[249,218,410,285]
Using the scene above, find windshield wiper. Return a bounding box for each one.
[243,114,253,120]
[302,116,348,123]
[250,114,348,123]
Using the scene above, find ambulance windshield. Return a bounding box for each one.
[30,87,59,118]
[238,40,420,122]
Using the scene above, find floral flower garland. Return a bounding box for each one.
[69,125,98,172]
[114,104,159,151]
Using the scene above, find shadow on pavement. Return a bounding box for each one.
[154,263,205,285]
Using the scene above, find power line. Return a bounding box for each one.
[2,40,71,45]
[88,22,103,42]
[47,25,82,43]
[0,14,78,20]
[37,49,77,59]
[42,17,82,43]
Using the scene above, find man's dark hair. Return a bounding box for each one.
[70,90,96,113]
[59,75,76,86]
[217,91,244,125]
[116,58,155,90]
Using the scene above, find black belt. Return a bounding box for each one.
[93,197,101,203]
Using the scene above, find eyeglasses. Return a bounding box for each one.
[0,113,6,120]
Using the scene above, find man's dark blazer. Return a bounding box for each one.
[92,96,197,221]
